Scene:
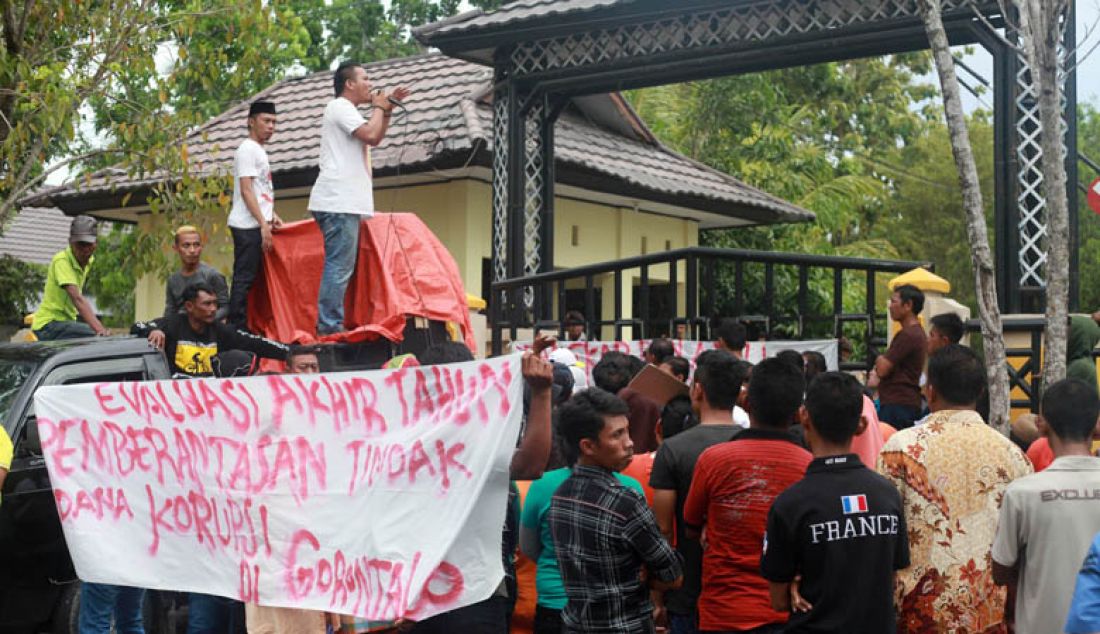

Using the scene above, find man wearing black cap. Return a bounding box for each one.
[227,100,282,330]
[32,215,110,340]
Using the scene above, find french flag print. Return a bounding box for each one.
[841,494,868,514]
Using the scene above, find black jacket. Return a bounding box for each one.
[131,313,288,377]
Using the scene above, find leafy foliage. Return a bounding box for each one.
[629,57,936,257]
[85,224,139,327]
[886,113,996,311]
[627,57,941,331]
[0,255,45,326]
[1076,103,1100,311]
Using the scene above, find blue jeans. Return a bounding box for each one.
[187,592,239,634]
[670,612,699,634]
[34,320,95,341]
[78,582,145,634]
[312,211,361,334]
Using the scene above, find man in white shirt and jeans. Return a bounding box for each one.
[308,61,409,335]
[227,100,282,330]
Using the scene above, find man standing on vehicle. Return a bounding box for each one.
[31,215,110,340]
[307,62,408,336]
[227,100,282,330]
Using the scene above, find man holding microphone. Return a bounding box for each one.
[308,61,409,336]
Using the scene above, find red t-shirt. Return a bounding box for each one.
[620,451,656,507]
[683,429,813,631]
[1027,437,1054,472]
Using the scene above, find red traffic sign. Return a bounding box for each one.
[1090,177,1100,215]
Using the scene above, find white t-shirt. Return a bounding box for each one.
[228,139,274,229]
[992,455,1100,634]
[731,405,750,428]
[307,97,374,215]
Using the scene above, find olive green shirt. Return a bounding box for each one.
[31,247,93,330]
[1067,315,1100,389]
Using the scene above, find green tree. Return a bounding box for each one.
[0,255,44,326]
[290,0,463,71]
[884,113,996,312]
[627,57,938,333]
[628,57,936,257]
[84,224,138,327]
[1077,104,1100,311]
[1,0,316,226]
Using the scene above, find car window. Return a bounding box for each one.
[18,357,151,456]
[0,359,36,427]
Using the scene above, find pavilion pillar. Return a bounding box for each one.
[986,4,1079,313]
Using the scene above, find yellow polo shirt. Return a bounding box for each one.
[0,426,12,506]
[31,248,93,330]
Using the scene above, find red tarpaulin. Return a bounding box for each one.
[247,213,475,352]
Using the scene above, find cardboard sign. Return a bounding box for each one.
[33,356,524,622]
[627,365,689,406]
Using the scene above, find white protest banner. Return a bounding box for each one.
[33,355,523,623]
[749,339,839,370]
[515,339,838,378]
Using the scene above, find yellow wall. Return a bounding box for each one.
[132,178,700,322]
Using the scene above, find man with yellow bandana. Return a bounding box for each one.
[31,215,109,340]
[131,282,289,377]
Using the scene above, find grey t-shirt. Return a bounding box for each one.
[649,423,740,615]
[992,455,1100,634]
[164,263,229,322]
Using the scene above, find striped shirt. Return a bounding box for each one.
[549,464,682,633]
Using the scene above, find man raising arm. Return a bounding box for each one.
[307,62,409,336]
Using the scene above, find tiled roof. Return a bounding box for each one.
[0,207,71,265]
[31,53,812,226]
[414,0,633,40]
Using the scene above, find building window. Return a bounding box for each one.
[571,225,579,246]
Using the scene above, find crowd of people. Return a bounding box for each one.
[512,305,1100,634]
[14,57,1100,634]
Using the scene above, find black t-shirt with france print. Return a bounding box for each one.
[761,454,909,633]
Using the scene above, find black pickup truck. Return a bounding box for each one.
[0,337,179,634]
[0,319,450,634]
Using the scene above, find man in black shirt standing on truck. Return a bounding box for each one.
[132,282,289,377]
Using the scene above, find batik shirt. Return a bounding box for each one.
[877,409,1032,633]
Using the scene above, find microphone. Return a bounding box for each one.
[387,97,406,110]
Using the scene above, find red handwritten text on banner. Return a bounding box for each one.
[34,355,523,622]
